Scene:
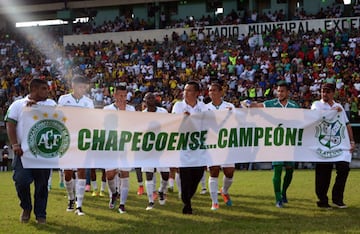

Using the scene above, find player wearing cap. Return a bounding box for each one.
[311,82,355,209]
[58,75,94,216]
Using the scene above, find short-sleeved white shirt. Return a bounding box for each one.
[103,103,135,111]
[58,94,94,108]
[311,99,349,124]
[142,106,168,113]
[5,96,56,144]
[103,103,135,171]
[142,106,169,172]
[172,100,207,114]
[206,101,235,111]
[57,94,93,170]
[172,100,207,167]
[206,100,235,167]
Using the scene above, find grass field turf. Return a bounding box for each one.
[1,169,360,234]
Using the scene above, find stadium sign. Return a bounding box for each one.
[63,17,360,45]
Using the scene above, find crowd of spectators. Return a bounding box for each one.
[2,13,360,122]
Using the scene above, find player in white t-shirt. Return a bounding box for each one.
[141,92,170,210]
[172,80,208,214]
[5,78,56,224]
[104,85,135,214]
[205,83,235,211]
[58,76,94,216]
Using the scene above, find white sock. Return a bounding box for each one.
[145,179,154,203]
[107,178,117,195]
[175,172,181,194]
[59,170,64,184]
[209,176,218,204]
[117,174,121,193]
[74,171,78,184]
[91,180,98,191]
[120,178,129,205]
[76,179,86,208]
[222,176,233,194]
[48,169,53,186]
[152,173,157,191]
[101,181,106,191]
[65,179,75,200]
[168,178,174,187]
[159,177,168,193]
[200,171,207,190]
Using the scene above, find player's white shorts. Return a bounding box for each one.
[142,167,170,173]
[105,168,132,172]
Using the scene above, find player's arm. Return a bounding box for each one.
[240,99,264,108]
[6,121,23,157]
[347,123,355,153]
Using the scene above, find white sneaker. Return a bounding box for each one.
[75,207,85,216]
[158,192,166,205]
[118,205,126,214]
[200,188,207,195]
[146,202,154,210]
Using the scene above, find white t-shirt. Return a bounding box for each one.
[142,106,169,172]
[58,94,94,108]
[311,99,349,124]
[206,100,236,167]
[103,103,135,171]
[143,106,168,113]
[172,100,207,114]
[103,103,135,111]
[172,100,207,167]
[5,96,56,144]
[206,101,235,111]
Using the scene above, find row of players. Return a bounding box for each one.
[8,76,351,223]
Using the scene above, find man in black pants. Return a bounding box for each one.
[171,80,207,214]
[311,82,355,209]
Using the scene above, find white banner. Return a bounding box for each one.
[20,106,352,168]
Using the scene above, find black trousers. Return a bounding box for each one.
[179,166,204,213]
[315,161,350,205]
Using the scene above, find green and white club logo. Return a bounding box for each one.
[27,119,70,158]
[315,119,345,158]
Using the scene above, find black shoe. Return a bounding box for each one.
[182,205,192,214]
[36,217,46,224]
[282,194,288,203]
[333,201,347,209]
[20,209,31,223]
[317,202,332,209]
[67,199,75,211]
